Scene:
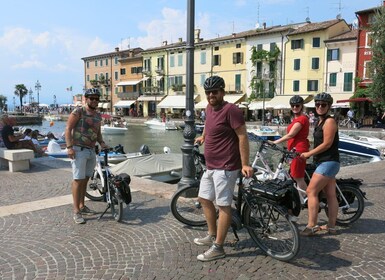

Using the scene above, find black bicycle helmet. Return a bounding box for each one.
[203,76,225,91]
[84,88,101,97]
[289,95,304,105]
[314,92,333,104]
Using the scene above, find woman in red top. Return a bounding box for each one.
[272,95,309,192]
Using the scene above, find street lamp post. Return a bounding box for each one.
[35,80,41,116]
[28,88,33,105]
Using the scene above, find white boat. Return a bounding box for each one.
[101,124,128,134]
[44,115,62,121]
[355,135,385,156]
[247,126,281,141]
[144,118,178,130]
[339,133,383,162]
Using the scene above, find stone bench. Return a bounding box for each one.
[0,148,34,172]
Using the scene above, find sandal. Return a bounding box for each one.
[300,225,320,237]
[319,225,339,235]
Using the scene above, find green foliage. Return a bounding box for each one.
[0,94,7,110]
[370,6,385,108]
[14,84,28,108]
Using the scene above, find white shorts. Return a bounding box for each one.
[198,169,240,206]
[71,146,96,180]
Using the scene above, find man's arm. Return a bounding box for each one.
[234,124,253,178]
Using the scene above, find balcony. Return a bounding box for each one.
[155,66,164,75]
[117,92,140,99]
[142,69,152,77]
[143,86,164,95]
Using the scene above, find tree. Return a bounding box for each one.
[0,94,7,111]
[14,84,28,110]
[370,6,385,108]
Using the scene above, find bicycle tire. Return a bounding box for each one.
[324,184,365,226]
[111,188,124,222]
[85,171,104,201]
[170,184,207,227]
[347,121,354,129]
[243,199,299,261]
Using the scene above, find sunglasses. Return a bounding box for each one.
[315,103,328,108]
[205,90,220,95]
[291,104,301,108]
[88,97,100,102]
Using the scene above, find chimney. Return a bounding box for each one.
[232,33,236,38]
[263,22,266,29]
[194,29,201,43]
[178,37,183,43]
[115,47,119,52]
[162,40,168,46]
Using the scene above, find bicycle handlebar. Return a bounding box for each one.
[259,139,299,159]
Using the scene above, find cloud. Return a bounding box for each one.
[11,59,45,70]
[33,31,51,48]
[86,37,112,56]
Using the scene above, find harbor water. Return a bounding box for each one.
[25,120,372,167]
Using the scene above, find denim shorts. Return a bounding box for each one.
[314,161,340,178]
[198,169,240,206]
[71,146,96,180]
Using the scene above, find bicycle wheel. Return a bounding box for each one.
[324,184,365,226]
[170,184,206,227]
[347,121,354,129]
[110,188,124,222]
[243,200,299,261]
[85,171,104,201]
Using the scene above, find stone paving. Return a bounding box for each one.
[0,157,385,279]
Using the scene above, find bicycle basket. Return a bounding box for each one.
[250,179,291,201]
[114,173,132,204]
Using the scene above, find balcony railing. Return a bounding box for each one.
[117,92,140,99]
[155,67,164,75]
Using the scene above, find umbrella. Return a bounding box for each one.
[101,114,112,119]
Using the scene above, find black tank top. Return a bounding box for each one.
[313,116,339,163]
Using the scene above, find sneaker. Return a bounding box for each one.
[194,234,216,246]
[197,244,225,262]
[80,205,97,216]
[73,212,86,224]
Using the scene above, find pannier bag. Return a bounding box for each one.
[114,173,132,204]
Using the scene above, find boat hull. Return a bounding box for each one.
[339,136,383,161]
[101,126,128,134]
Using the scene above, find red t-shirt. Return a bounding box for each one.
[204,102,245,170]
[287,114,309,153]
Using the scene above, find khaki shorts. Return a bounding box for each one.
[71,146,96,180]
[198,169,240,206]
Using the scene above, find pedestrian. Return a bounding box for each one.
[272,95,309,200]
[194,76,253,261]
[200,109,206,123]
[65,88,109,224]
[300,93,340,236]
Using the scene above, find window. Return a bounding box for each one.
[312,37,320,48]
[269,42,276,52]
[105,73,109,81]
[86,61,89,68]
[236,43,241,48]
[95,74,98,80]
[364,61,373,79]
[269,61,276,77]
[114,57,118,64]
[200,52,206,65]
[233,52,243,64]
[200,74,206,86]
[213,55,221,66]
[120,68,126,75]
[100,59,103,67]
[294,59,301,70]
[177,54,183,66]
[311,58,320,70]
[144,59,151,71]
[235,74,241,91]
[157,57,164,70]
[114,71,118,81]
[291,39,304,49]
[94,60,98,67]
[170,56,175,67]
[105,59,108,66]
[329,73,337,87]
[257,44,263,51]
[87,75,90,81]
[343,73,353,91]
[307,80,318,91]
[366,32,373,48]
[256,62,262,78]
[214,46,219,51]
[327,49,340,61]
[293,80,300,92]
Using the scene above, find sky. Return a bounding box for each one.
[0,0,382,108]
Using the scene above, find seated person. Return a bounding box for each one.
[1,115,41,155]
[46,133,61,153]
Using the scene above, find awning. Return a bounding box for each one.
[265,95,314,109]
[114,100,136,108]
[157,95,198,109]
[116,80,142,86]
[337,97,371,103]
[195,94,245,109]
[102,103,111,109]
[137,95,165,102]
[248,101,265,110]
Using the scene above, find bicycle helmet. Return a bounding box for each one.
[84,88,101,97]
[314,92,333,104]
[203,76,225,91]
[289,95,304,105]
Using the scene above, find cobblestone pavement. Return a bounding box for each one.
[0,158,385,279]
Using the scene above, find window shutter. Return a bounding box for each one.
[336,49,340,60]
[218,55,221,66]
[233,53,237,64]
[327,50,331,61]
[240,53,244,63]
[291,41,294,49]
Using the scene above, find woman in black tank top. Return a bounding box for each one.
[299,93,340,236]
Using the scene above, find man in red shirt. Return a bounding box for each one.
[194,76,253,261]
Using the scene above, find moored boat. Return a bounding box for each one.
[101,124,128,135]
[247,127,281,141]
[339,133,383,162]
[144,118,178,130]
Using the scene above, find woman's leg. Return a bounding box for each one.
[306,173,329,227]
[323,179,338,228]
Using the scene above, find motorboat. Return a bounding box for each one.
[144,118,178,130]
[355,135,385,155]
[338,133,383,162]
[247,126,281,141]
[44,115,62,121]
[111,153,182,184]
[101,124,128,135]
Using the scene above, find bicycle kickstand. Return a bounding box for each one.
[98,203,111,220]
[229,227,240,246]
